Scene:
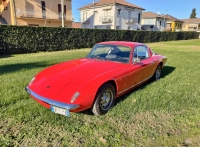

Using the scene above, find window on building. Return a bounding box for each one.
[128,26,130,30]
[116,26,119,29]
[167,23,171,27]
[94,11,98,18]
[128,11,131,19]
[83,12,87,21]
[117,9,121,17]
[138,13,141,24]
[95,26,97,29]
[107,26,111,29]
[41,1,46,18]
[58,4,66,19]
[104,10,111,16]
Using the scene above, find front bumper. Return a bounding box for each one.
[25,86,79,110]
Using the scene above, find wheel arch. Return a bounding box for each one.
[92,80,117,106]
[159,61,163,68]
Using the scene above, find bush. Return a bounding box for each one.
[0,25,199,55]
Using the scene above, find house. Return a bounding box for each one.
[165,14,184,32]
[141,11,167,31]
[78,0,145,30]
[181,18,200,31]
[0,0,73,27]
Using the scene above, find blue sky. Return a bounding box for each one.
[72,0,200,22]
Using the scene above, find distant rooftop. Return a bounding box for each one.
[79,0,145,10]
[181,18,200,24]
[165,14,184,22]
[142,11,166,19]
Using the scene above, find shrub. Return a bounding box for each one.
[0,25,199,55]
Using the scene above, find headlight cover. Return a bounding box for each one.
[71,92,80,103]
[29,77,36,85]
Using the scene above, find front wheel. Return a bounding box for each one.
[92,83,115,116]
[152,64,162,81]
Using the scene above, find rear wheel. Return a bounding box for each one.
[92,83,115,116]
[153,64,162,81]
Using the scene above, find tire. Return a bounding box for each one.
[92,83,115,116]
[152,64,162,81]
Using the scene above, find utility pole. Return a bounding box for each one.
[93,0,95,28]
[61,0,64,27]
[113,0,116,29]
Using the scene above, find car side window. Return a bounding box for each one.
[133,46,149,60]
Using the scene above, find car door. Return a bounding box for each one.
[127,45,156,88]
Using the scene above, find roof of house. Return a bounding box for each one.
[165,14,184,22]
[78,0,145,10]
[72,22,81,28]
[181,18,200,24]
[142,11,166,19]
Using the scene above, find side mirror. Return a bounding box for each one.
[132,57,140,64]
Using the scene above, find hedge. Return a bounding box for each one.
[0,25,199,55]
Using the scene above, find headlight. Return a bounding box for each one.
[29,77,36,85]
[70,92,80,103]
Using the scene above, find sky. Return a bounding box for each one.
[71,0,200,22]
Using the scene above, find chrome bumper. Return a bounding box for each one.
[25,86,79,110]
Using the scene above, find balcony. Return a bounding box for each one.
[124,17,137,24]
[15,8,73,21]
[81,18,90,24]
[99,16,113,23]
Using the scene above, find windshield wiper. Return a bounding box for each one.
[90,55,105,61]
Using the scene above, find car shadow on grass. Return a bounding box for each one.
[82,66,175,116]
[0,62,54,75]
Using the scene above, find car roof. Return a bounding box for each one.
[97,41,145,48]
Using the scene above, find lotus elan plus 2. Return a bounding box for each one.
[26,41,167,117]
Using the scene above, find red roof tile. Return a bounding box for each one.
[142,11,166,19]
[181,18,200,24]
[164,14,184,22]
[72,22,81,28]
[79,0,145,10]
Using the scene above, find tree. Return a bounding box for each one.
[190,8,197,18]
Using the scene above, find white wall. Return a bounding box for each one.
[80,4,143,30]
[141,18,166,31]
[81,6,114,29]
[142,18,155,25]
[116,5,142,30]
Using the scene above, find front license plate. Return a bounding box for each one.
[51,106,70,117]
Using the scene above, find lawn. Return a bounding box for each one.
[0,39,200,146]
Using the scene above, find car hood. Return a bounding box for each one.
[30,58,118,97]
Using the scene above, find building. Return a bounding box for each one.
[78,0,145,30]
[0,0,73,27]
[165,14,184,32]
[141,11,167,31]
[181,18,200,31]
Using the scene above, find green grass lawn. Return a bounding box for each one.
[0,39,200,146]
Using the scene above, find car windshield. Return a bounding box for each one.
[87,44,131,63]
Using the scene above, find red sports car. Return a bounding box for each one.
[26,41,167,117]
